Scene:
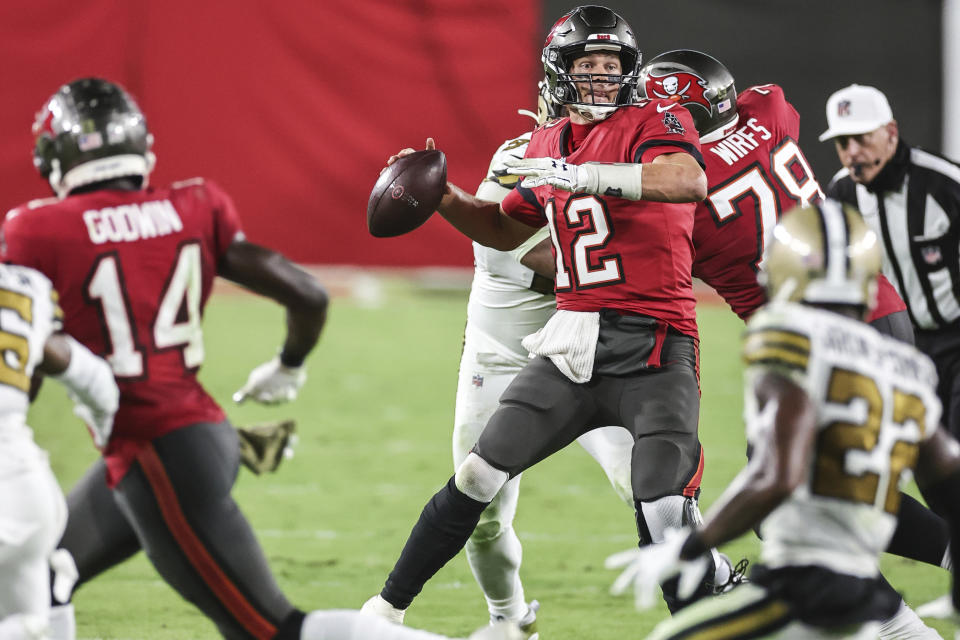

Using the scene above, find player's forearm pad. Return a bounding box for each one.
[52,336,119,416]
[582,162,644,201]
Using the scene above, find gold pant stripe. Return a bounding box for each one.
[649,585,792,640]
[682,599,791,640]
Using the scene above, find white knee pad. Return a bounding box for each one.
[455,453,508,503]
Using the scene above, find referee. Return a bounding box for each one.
[819,84,960,629]
[821,83,960,437]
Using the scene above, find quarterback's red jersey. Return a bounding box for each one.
[501,102,703,337]
[693,84,824,320]
[3,178,239,485]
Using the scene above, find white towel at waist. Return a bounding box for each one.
[521,309,599,383]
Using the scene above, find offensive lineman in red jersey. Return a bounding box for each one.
[633,50,944,638]
[362,6,721,624]
[2,78,522,640]
[640,51,910,340]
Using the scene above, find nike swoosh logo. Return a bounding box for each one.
[656,103,677,112]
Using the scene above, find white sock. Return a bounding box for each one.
[878,600,941,639]
[0,614,48,640]
[639,495,686,542]
[465,526,526,622]
[942,542,953,571]
[47,604,75,640]
[712,553,731,585]
[302,610,456,640]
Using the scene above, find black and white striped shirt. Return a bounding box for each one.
[828,141,960,331]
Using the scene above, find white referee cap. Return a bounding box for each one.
[819,84,894,142]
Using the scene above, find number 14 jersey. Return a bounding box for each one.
[3,178,240,485]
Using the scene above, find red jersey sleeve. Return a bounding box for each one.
[630,101,704,166]
[196,179,244,257]
[2,206,48,272]
[501,184,548,227]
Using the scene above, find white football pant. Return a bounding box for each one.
[0,434,67,635]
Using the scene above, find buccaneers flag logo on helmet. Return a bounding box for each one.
[644,70,710,111]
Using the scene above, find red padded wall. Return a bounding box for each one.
[0,1,540,266]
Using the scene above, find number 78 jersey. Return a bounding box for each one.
[694,85,824,320]
[742,302,940,578]
[3,178,238,483]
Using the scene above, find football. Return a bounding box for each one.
[367,149,447,238]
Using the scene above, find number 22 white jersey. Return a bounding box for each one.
[742,301,940,577]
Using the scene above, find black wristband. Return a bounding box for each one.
[679,531,709,561]
[279,351,305,368]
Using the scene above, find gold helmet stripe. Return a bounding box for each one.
[819,198,851,292]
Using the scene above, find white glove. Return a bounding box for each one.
[233,356,306,405]
[67,392,114,449]
[604,527,711,611]
[503,157,599,193]
[49,548,79,604]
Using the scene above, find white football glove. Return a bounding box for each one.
[67,392,114,449]
[605,527,711,611]
[503,157,599,193]
[233,356,306,405]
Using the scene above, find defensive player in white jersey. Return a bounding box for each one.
[606,199,960,638]
[0,263,119,640]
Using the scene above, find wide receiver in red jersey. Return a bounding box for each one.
[361,5,724,624]
[1,78,521,640]
[629,50,944,639]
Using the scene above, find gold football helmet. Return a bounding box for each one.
[762,199,881,312]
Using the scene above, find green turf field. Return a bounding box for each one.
[29,280,954,639]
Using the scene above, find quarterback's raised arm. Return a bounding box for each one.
[437,183,540,252]
[218,240,329,404]
[386,139,540,252]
